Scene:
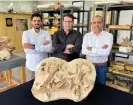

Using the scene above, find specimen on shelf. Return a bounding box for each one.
[0,36,15,60]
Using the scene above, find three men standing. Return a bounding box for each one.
[22,13,113,85]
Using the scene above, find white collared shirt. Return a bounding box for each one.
[22,28,53,71]
[82,31,113,63]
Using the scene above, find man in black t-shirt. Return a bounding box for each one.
[52,14,82,61]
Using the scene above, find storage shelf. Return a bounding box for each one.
[41,9,88,13]
[41,10,61,13]
[102,3,133,91]
[96,4,133,11]
[108,71,133,79]
[96,7,103,11]
[111,49,133,56]
[109,28,133,30]
[73,24,88,27]
[108,25,133,30]
[44,17,78,19]
[44,17,60,19]
[45,24,88,27]
[65,9,88,12]
[43,24,50,26]
[107,4,133,11]
[106,81,131,93]
[41,1,90,35]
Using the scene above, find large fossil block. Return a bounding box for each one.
[32,57,96,102]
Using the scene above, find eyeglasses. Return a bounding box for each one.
[92,21,102,24]
[64,21,73,23]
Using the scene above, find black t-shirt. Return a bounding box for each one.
[52,29,83,61]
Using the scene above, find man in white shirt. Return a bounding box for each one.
[22,13,52,81]
[82,15,113,85]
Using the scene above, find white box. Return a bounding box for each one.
[119,46,132,53]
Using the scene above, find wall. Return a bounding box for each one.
[0,12,31,52]
[118,10,133,43]
[0,1,36,52]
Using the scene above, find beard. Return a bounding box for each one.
[93,28,102,33]
[64,26,72,31]
[33,24,41,29]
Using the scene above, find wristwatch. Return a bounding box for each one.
[32,44,35,49]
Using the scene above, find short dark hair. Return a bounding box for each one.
[31,13,42,21]
[63,13,74,21]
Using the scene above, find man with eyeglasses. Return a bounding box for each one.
[82,15,113,85]
[52,14,82,61]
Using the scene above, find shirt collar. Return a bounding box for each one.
[91,30,104,36]
[63,29,73,35]
[32,28,42,34]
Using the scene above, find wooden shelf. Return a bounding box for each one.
[108,70,133,79]
[41,10,61,13]
[111,49,133,56]
[108,25,133,30]
[106,81,131,93]
[41,4,90,35]
[43,24,88,28]
[104,4,133,91]
[41,9,88,13]
[0,11,32,15]
[107,4,133,11]
[44,17,60,19]
[43,24,50,26]
[73,24,88,27]
[44,17,77,20]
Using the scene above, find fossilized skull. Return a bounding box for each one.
[0,36,15,54]
[0,50,11,61]
[32,57,96,102]
[52,2,64,10]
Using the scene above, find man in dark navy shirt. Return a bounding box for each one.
[52,14,82,61]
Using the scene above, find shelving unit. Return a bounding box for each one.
[101,4,133,92]
[103,6,133,60]
[108,70,133,79]
[72,1,91,33]
[103,4,133,42]
[60,8,90,34]
[108,25,133,30]
[111,49,133,56]
[39,1,91,35]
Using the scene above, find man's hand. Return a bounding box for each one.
[64,44,74,54]
[103,44,109,49]
[88,47,92,51]
[66,44,74,49]
[63,44,74,54]
[0,72,3,77]
[23,43,33,49]
[63,49,70,54]
[44,40,50,45]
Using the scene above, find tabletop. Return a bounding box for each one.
[0,80,133,105]
[0,55,26,71]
